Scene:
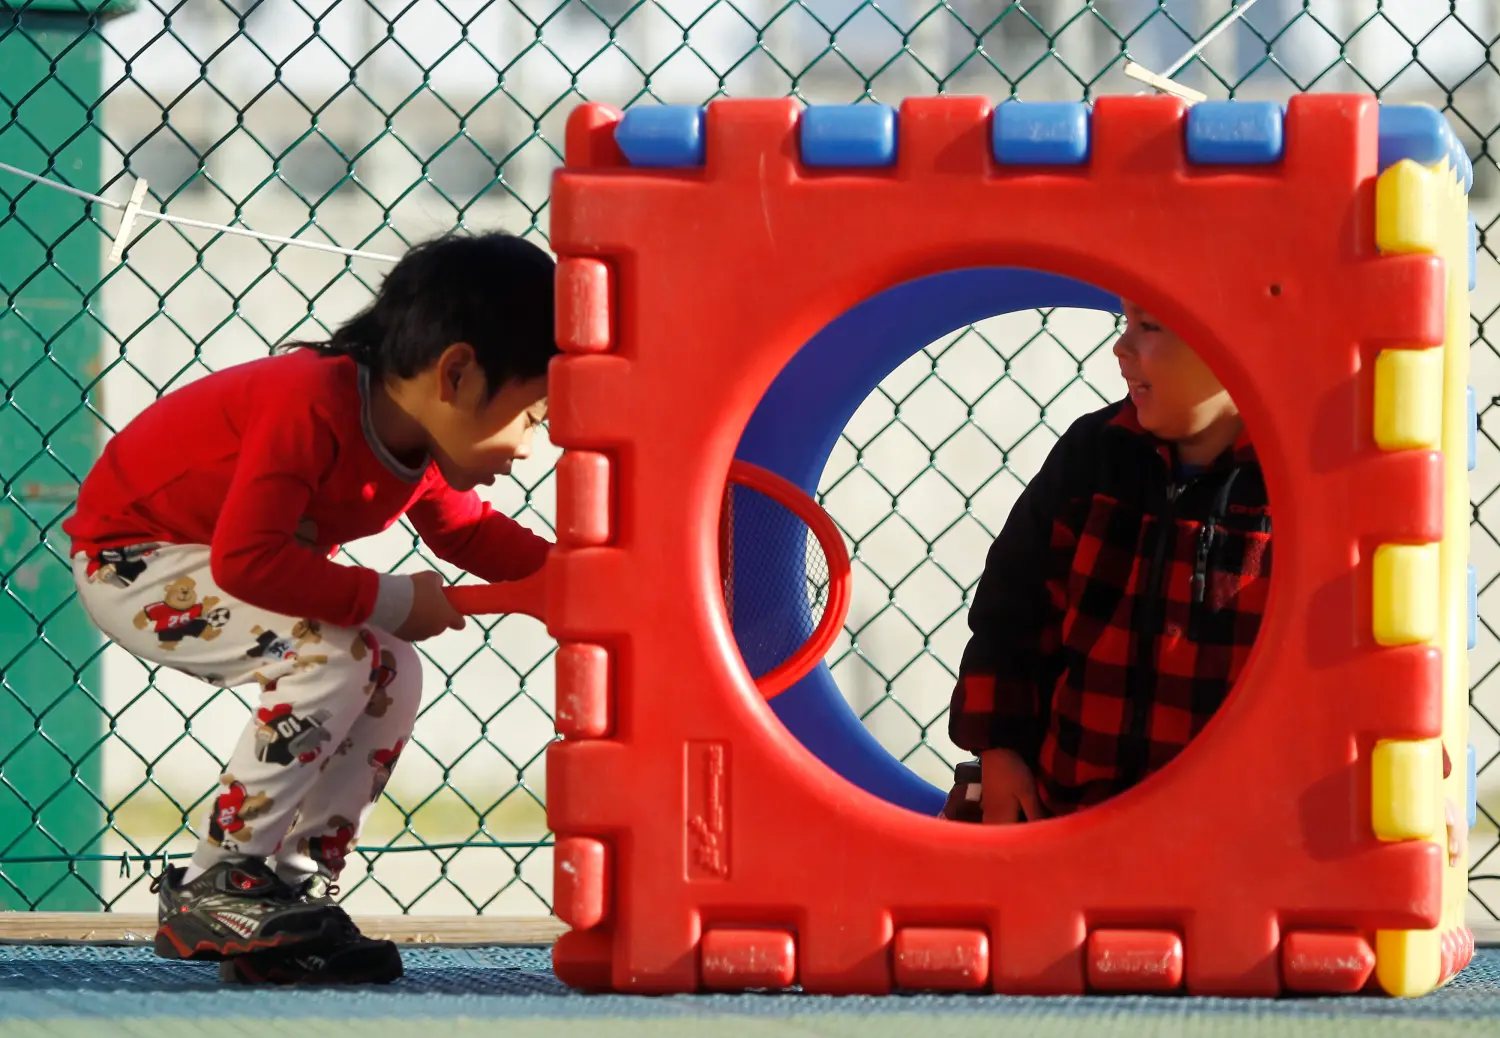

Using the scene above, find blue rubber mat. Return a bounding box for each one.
[1,944,1498,1036]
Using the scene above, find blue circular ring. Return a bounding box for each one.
[732,267,1119,814]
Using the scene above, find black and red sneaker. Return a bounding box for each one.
[217,871,403,985]
[150,860,346,961]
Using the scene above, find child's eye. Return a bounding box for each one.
[1139,322,1162,333]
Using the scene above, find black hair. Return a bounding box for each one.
[289,230,558,396]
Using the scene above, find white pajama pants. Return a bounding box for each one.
[72,542,421,882]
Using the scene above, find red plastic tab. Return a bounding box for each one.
[554,643,609,739]
[553,837,608,930]
[1282,932,1375,993]
[556,259,612,354]
[564,102,625,170]
[555,451,612,547]
[700,929,796,990]
[1086,930,1183,993]
[893,927,989,990]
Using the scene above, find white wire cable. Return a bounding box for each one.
[1124,0,1264,102]
[138,210,400,263]
[0,160,400,264]
[0,160,123,207]
[1162,0,1264,78]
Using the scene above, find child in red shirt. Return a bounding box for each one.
[65,231,557,983]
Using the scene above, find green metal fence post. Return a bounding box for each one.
[0,0,127,909]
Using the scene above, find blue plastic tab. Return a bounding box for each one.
[615,106,706,168]
[1469,384,1478,472]
[1467,744,1478,832]
[1469,562,1478,651]
[1470,212,1479,292]
[1185,101,1284,165]
[1377,104,1448,173]
[992,101,1090,166]
[801,105,897,168]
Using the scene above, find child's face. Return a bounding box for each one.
[426,348,549,492]
[1112,301,1233,442]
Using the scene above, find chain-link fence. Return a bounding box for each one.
[1,0,1498,920]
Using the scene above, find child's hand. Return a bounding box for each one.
[1445,796,1469,867]
[979,748,1046,824]
[393,571,466,643]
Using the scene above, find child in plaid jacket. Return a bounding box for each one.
[943,301,1466,865]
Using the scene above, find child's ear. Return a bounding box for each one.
[436,342,477,404]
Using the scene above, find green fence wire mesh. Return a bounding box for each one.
[0,0,1498,919]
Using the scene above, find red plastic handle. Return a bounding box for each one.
[437,460,850,701]
[726,460,852,699]
[443,566,548,622]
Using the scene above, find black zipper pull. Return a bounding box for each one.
[1191,526,1212,605]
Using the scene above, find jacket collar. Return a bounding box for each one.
[1106,397,1258,473]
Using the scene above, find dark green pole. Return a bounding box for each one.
[0,0,129,910]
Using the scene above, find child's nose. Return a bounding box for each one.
[1113,331,1137,358]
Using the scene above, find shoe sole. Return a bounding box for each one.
[153,912,345,962]
[218,942,405,985]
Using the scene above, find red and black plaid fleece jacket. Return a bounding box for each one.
[948,398,1270,817]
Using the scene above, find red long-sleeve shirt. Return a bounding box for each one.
[64,349,550,629]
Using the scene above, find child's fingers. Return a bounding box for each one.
[980,797,1011,824]
[982,794,1022,825]
[1445,797,1465,866]
[1019,786,1045,822]
[444,601,466,631]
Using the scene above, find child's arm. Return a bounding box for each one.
[405,483,552,584]
[948,427,1079,767]
[211,407,408,631]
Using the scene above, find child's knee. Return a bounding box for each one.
[347,628,422,722]
[377,635,422,696]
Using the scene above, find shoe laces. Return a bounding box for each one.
[297,873,340,901]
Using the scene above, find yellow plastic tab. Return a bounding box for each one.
[1373,114,1474,1003]
[1371,738,1440,840]
[1376,160,1440,256]
[1373,348,1445,451]
[1375,928,1441,998]
[1372,543,1440,646]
